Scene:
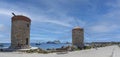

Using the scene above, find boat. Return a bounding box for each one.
[47,40,61,44]
[35,42,41,45]
[54,40,61,44]
[46,41,55,44]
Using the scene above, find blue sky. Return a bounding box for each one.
[0,0,120,43]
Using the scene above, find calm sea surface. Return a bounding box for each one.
[1,43,71,50]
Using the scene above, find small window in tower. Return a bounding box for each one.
[27,24,29,27]
[26,38,28,45]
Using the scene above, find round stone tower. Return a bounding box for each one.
[10,14,31,49]
[72,26,84,48]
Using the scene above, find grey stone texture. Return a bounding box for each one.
[72,26,84,48]
[10,15,31,49]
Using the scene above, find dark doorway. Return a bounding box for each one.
[26,38,28,45]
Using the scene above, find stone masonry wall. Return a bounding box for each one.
[10,16,31,49]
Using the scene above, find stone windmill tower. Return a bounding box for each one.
[72,26,84,48]
[10,13,31,49]
[72,19,84,48]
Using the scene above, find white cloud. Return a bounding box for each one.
[0,35,4,38]
[40,19,72,27]
[0,9,30,17]
[0,1,31,17]
[112,34,120,39]
[0,9,11,16]
[0,37,10,43]
[1,0,120,42]
[89,23,119,33]
[0,24,6,32]
[0,1,73,27]
[0,0,87,28]
[87,0,120,33]
[106,0,120,8]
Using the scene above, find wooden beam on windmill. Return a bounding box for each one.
[12,13,16,16]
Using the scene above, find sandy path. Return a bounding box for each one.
[0,45,120,57]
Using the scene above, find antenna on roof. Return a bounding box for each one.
[12,13,16,16]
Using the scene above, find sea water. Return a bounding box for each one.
[1,43,71,50]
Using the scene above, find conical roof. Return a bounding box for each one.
[73,26,82,29]
[12,15,31,22]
